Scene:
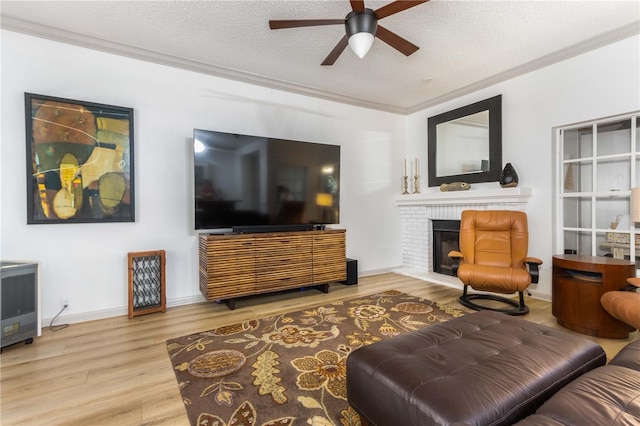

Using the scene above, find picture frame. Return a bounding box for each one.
[427,95,502,187]
[25,93,135,224]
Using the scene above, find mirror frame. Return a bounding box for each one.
[427,95,502,187]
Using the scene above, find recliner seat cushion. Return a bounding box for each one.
[458,263,531,293]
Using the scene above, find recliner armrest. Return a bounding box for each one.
[625,277,640,290]
[524,257,542,284]
[448,251,463,276]
[448,250,463,259]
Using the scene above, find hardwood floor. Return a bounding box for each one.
[1,273,636,425]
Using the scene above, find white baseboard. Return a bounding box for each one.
[42,306,128,327]
[392,266,463,289]
[40,269,550,328]
[38,269,397,327]
[41,294,207,327]
[358,266,396,277]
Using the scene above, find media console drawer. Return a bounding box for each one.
[199,230,346,309]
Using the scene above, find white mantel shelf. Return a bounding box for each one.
[394,186,532,206]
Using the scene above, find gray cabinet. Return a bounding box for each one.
[1,261,40,349]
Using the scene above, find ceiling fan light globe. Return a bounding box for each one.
[348,32,374,58]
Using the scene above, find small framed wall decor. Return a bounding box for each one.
[128,250,166,319]
[25,93,135,224]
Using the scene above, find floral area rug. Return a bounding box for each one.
[166,289,465,426]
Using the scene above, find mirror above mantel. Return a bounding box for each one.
[427,95,502,187]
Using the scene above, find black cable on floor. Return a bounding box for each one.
[49,305,69,332]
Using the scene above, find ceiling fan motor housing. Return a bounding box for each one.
[345,8,378,38]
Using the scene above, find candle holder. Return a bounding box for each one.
[402,175,409,195]
[413,175,420,194]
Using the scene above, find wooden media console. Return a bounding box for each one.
[199,229,346,309]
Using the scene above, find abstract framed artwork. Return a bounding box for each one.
[25,93,135,224]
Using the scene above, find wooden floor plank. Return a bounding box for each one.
[1,273,636,425]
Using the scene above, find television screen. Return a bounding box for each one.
[193,129,340,231]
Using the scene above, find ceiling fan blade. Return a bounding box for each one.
[269,19,344,30]
[374,0,429,19]
[375,25,419,56]
[350,0,365,12]
[321,36,349,66]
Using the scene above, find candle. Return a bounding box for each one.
[404,159,407,177]
[415,158,418,176]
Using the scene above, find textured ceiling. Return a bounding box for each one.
[1,0,639,114]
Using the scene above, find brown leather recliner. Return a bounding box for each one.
[449,210,543,315]
[601,277,640,330]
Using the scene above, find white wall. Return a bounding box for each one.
[3,30,638,323]
[1,30,405,324]
[407,34,640,299]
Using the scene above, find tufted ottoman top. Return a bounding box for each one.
[346,310,606,426]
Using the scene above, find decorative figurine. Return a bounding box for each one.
[402,159,410,194]
[402,175,410,195]
[440,182,471,192]
[500,163,519,188]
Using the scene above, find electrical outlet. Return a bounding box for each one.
[61,298,70,309]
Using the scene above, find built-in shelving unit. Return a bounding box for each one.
[555,112,640,265]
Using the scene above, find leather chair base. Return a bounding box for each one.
[459,291,529,315]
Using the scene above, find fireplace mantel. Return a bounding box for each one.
[395,186,532,206]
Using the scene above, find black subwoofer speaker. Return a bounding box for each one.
[340,258,358,285]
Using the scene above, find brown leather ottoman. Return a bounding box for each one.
[346,311,606,426]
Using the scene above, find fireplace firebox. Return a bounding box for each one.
[432,220,461,276]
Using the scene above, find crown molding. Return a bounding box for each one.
[2,16,638,116]
[405,21,640,114]
[0,16,405,114]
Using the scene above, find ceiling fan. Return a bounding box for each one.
[269,0,428,66]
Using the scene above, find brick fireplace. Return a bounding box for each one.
[395,187,531,283]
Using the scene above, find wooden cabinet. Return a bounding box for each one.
[312,232,347,284]
[199,230,346,309]
[552,254,636,339]
[198,234,256,301]
[254,233,312,292]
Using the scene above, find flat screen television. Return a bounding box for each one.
[193,129,340,232]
